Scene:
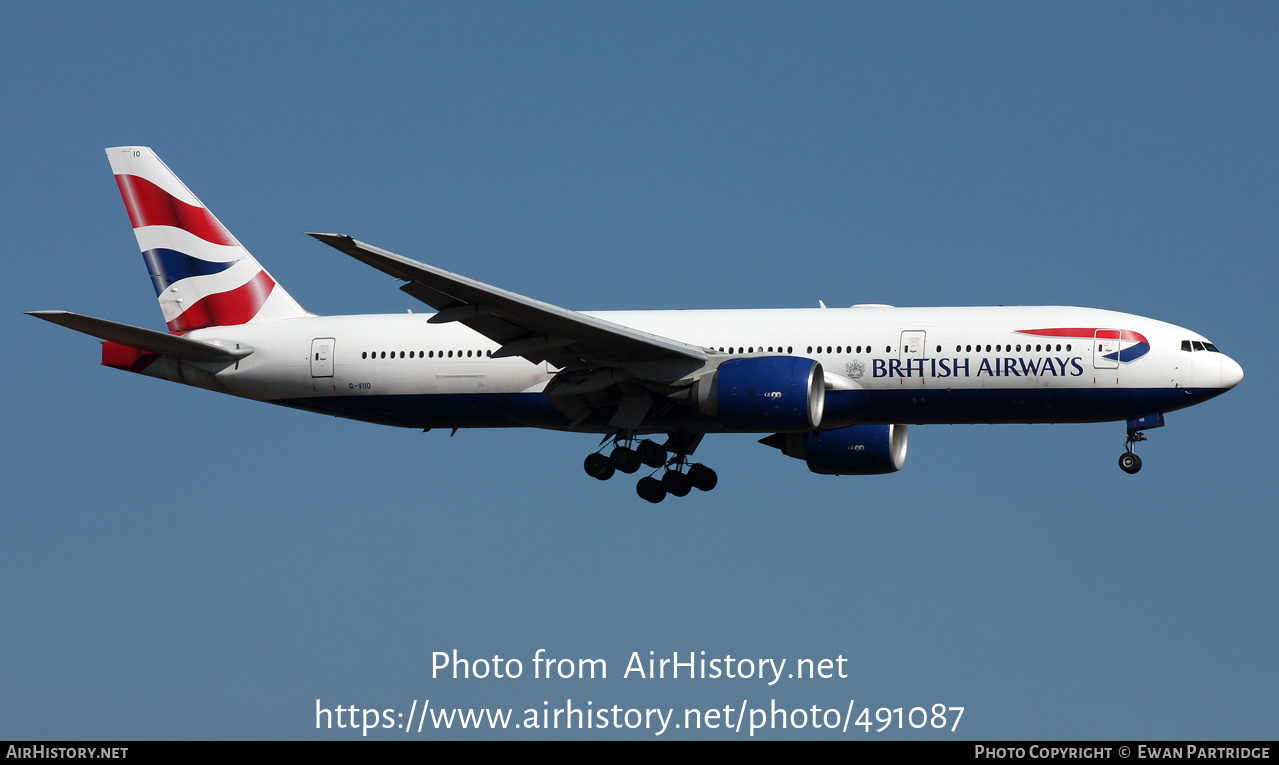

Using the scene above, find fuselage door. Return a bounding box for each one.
[310,337,334,378]
[1172,346,1193,388]
[1093,330,1120,370]
[899,330,927,380]
[900,330,927,360]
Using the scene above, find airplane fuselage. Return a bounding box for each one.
[166,304,1238,433]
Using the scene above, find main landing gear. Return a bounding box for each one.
[583,432,718,503]
[1119,429,1147,474]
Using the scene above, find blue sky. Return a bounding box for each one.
[3,2,1275,740]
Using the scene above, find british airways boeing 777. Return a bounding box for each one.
[29,147,1244,502]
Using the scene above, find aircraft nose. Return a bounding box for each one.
[1221,356,1244,389]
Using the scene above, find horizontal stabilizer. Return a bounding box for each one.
[27,310,251,362]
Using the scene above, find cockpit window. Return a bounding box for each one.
[1183,339,1223,353]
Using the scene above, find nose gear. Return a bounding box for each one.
[1119,429,1147,474]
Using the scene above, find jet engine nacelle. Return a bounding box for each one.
[695,356,825,432]
[760,424,908,475]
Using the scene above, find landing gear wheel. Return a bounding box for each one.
[584,452,615,481]
[1120,428,1147,474]
[662,470,692,497]
[636,476,666,503]
[636,439,667,468]
[611,446,641,474]
[1119,452,1142,474]
[687,463,718,492]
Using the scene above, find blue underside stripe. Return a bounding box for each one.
[270,386,1226,433]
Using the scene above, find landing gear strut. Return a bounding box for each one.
[1119,429,1146,474]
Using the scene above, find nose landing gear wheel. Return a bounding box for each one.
[1119,428,1147,474]
[1119,452,1142,474]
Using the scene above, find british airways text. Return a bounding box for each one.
[872,356,1086,379]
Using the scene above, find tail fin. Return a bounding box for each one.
[106,146,310,332]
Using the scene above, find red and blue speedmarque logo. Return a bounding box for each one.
[1018,328,1151,363]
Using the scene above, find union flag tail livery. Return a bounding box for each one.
[28,147,1244,503]
[106,146,308,332]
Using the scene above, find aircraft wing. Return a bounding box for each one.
[309,233,709,369]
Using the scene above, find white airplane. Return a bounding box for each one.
[30,147,1244,502]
